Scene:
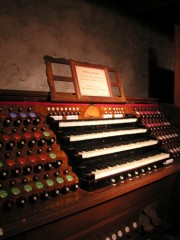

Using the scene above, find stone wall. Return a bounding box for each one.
[0,0,174,98]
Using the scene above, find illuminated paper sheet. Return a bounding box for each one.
[75,66,110,97]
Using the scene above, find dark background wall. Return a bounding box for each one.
[0,0,174,100]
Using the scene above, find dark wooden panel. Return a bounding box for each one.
[1,165,180,240]
[6,172,179,240]
[0,89,50,102]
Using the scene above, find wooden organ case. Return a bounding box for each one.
[0,57,180,240]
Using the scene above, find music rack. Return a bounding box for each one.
[44,56,126,103]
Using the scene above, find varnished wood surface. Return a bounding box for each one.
[0,90,179,239]
[0,89,50,102]
[0,89,157,104]
[1,162,180,239]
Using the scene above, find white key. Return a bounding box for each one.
[70,128,147,142]
[59,118,137,127]
[79,139,158,159]
[92,152,170,179]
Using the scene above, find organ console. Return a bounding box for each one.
[0,58,180,240]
